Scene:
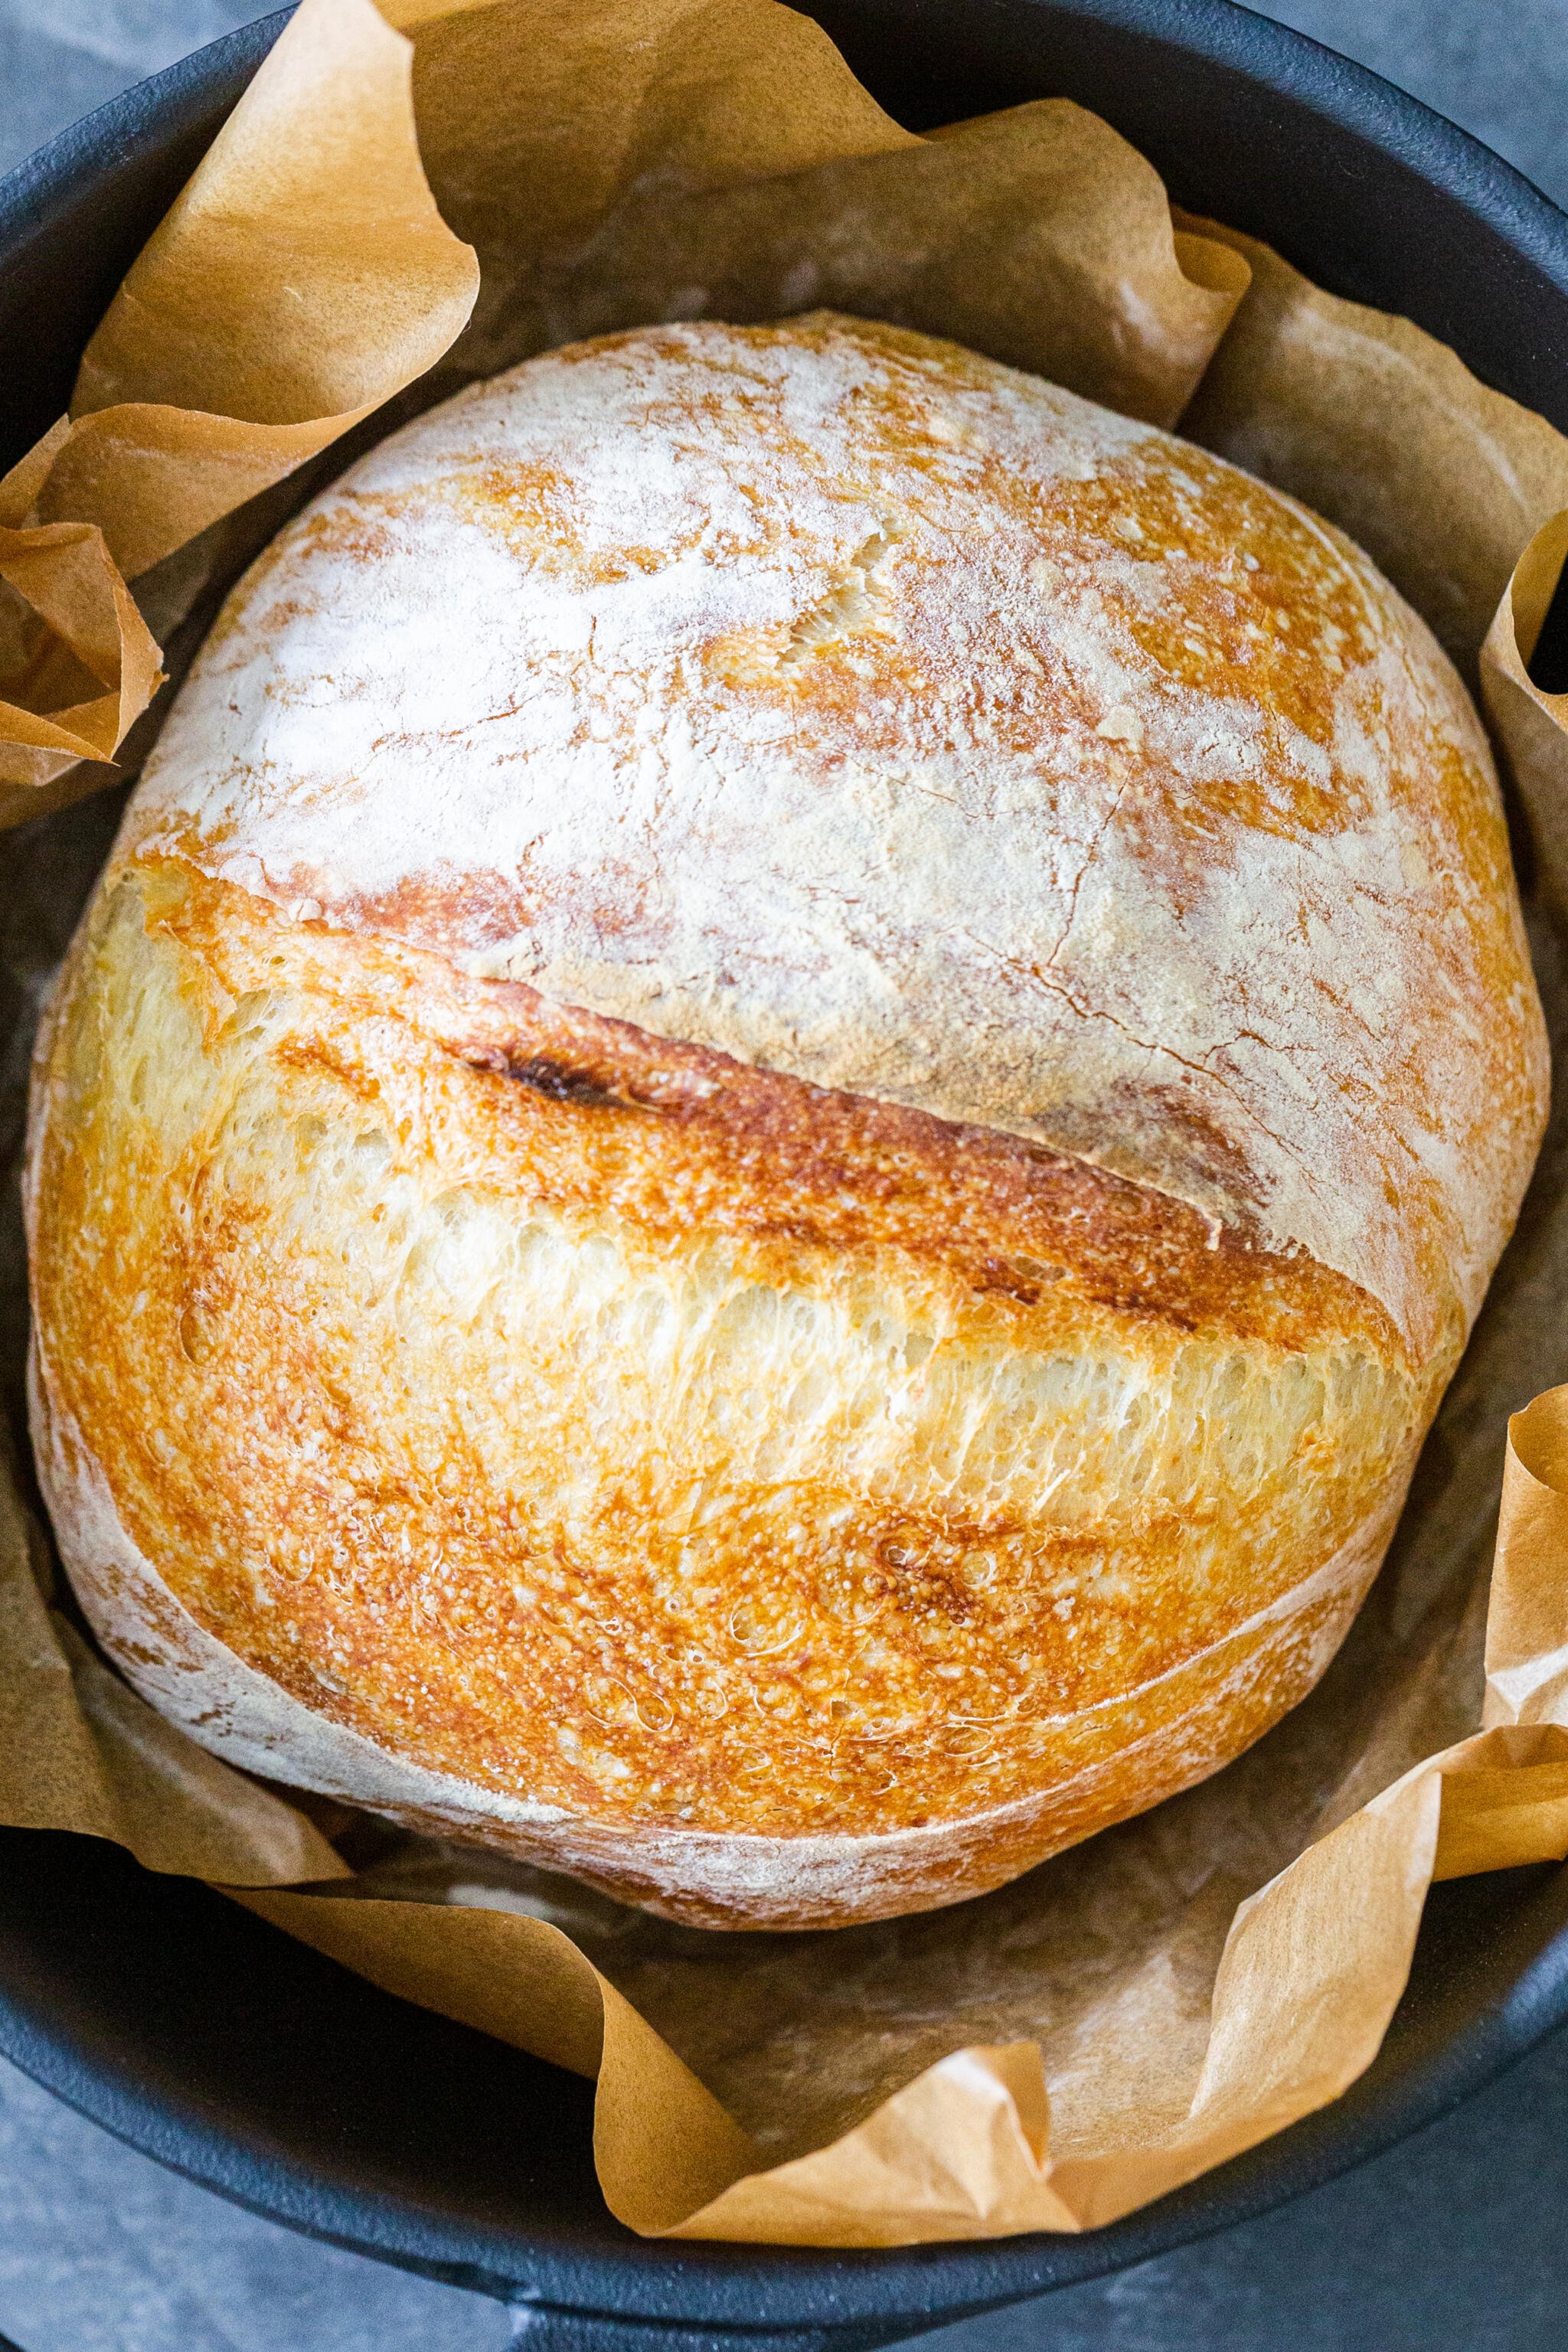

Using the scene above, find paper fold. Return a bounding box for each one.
[1481,512,1568,915]
[0,0,479,792]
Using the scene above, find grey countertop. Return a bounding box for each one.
[3,5,1568,2346]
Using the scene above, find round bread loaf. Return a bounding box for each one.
[26,314,1547,1928]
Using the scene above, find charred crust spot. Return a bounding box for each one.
[459,1045,627,1110]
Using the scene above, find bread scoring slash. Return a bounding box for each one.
[26,315,1547,1927]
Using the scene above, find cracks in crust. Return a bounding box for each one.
[1043,769,1138,975]
[1032,779,1338,1200]
[957,926,1325,1219]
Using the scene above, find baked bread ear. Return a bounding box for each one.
[26,315,1547,1928]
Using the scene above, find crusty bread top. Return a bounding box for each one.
[126,313,1547,1360]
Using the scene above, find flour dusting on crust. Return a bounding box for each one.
[126,314,1547,1361]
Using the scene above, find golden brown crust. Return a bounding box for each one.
[160,863,1404,1357]
[25,314,1547,1926]
[28,858,1430,1919]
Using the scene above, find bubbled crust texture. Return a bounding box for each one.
[27,315,1547,1928]
[36,863,1422,1923]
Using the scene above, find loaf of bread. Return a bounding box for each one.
[26,315,1547,1928]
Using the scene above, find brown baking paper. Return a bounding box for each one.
[5,0,1568,2250]
[0,0,479,818]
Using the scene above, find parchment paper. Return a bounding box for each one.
[0,0,479,818]
[3,0,1568,2248]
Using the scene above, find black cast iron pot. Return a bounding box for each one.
[4,4,1568,2346]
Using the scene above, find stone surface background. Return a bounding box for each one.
[2,3,1568,2344]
